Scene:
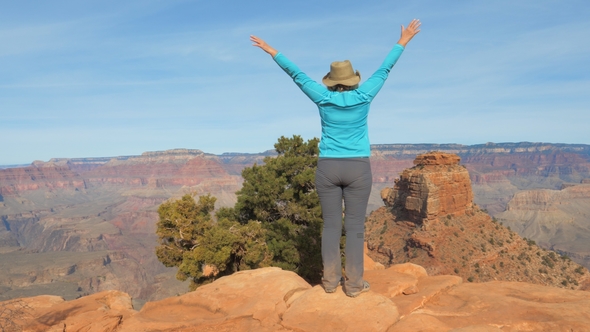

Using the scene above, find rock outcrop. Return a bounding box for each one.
[5,265,590,331]
[366,152,590,290]
[381,152,473,224]
[2,290,135,331]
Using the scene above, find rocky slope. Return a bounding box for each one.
[4,262,590,331]
[366,152,590,290]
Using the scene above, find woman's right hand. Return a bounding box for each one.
[397,19,421,47]
[250,35,278,57]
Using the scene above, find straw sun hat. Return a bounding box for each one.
[322,60,361,87]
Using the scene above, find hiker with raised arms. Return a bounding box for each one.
[250,18,421,297]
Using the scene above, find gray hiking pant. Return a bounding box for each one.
[315,157,372,293]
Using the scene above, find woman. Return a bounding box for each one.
[251,19,421,297]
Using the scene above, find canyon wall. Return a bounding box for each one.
[0,149,248,307]
[496,182,590,269]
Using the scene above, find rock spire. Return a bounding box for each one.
[381,151,473,224]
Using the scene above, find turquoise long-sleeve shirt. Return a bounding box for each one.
[273,44,405,158]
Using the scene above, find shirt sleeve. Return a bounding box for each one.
[357,44,405,100]
[273,52,328,104]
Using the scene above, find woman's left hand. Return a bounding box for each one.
[250,35,278,57]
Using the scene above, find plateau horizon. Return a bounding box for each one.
[3,141,590,168]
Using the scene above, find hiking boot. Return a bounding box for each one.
[345,280,370,298]
[324,277,345,294]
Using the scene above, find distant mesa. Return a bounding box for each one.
[140,148,206,156]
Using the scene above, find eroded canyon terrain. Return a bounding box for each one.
[1,142,589,306]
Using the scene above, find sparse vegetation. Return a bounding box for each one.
[541,255,555,269]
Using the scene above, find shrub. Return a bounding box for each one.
[156,194,270,290]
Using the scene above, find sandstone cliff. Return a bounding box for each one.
[4,264,590,331]
[0,163,85,196]
[366,152,590,291]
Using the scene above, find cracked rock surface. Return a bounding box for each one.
[6,260,590,331]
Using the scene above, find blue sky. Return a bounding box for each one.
[1,0,589,165]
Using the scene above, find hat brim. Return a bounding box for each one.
[322,71,361,87]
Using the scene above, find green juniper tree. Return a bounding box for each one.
[155,194,270,290]
[156,135,326,289]
[233,135,324,283]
